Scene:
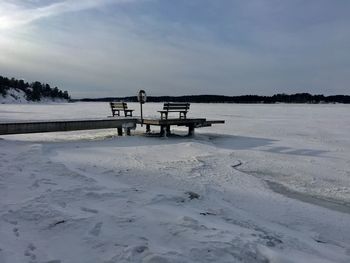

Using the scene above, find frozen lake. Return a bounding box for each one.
[1,102,350,262]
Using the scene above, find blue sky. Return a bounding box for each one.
[0,0,349,98]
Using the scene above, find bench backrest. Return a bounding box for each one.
[110,102,128,111]
[163,103,190,112]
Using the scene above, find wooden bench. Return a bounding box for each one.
[158,103,190,120]
[110,102,134,117]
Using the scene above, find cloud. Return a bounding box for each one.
[0,0,349,97]
[0,0,133,29]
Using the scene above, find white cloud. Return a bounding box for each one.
[0,0,133,29]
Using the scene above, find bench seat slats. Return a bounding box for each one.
[159,102,190,120]
[162,106,189,110]
[158,110,187,112]
[110,102,134,117]
[163,103,190,106]
[110,102,130,109]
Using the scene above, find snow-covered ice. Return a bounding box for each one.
[0,102,350,263]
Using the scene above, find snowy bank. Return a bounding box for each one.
[0,88,68,104]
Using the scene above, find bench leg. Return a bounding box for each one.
[146,124,151,133]
[160,112,168,120]
[126,128,131,136]
[117,127,123,136]
[188,125,195,136]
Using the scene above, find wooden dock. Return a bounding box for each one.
[139,118,225,136]
[0,117,224,137]
[0,118,137,136]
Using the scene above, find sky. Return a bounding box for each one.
[0,0,349,98]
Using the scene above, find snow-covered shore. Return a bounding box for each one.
[0,102,350,262]
[0,88,68,104]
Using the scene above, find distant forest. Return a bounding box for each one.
[2,74,349,104]
[0,75,70,101]
[80,93,350,104]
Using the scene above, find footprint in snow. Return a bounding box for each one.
[186,191,200,200]
[80,207,99,214]
[13,227,19,237]
[30,178,57,188]
[2,217,18,225]
[89,222,103,236]
[24,243,37,262]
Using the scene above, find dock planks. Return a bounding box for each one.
[0,117,224,136]
[0,118,137,135]
[139,118,225,136]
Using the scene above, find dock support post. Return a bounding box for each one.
[117,127,123,136]
[125,128,131,136]
[188,125,195,136]
[166,125,171,136]
[160,125,166,137]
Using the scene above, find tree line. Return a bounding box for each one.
[79,93,350,104]
[2,75,348,103]
[0,75,70,101]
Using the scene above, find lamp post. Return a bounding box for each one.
[137,90,146,126]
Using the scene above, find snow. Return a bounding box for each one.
[0,102,350,263]
[0,88,68,104]
[0,88,28,104]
